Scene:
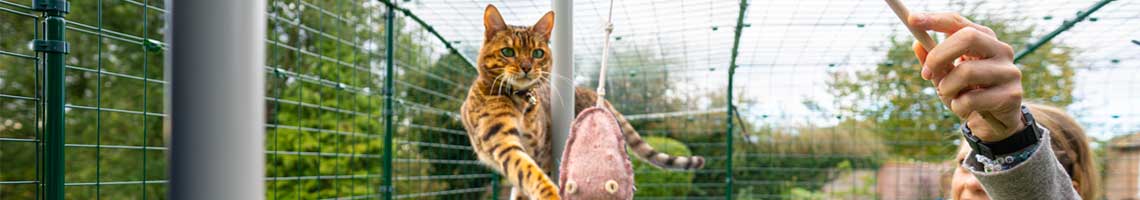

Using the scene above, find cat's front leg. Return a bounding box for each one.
[473,110,560,200]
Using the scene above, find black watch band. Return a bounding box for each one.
[961,105,1040,158]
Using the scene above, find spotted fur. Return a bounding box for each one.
[461,5,705,200]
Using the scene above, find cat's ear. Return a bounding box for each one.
[531,11,555,41]
[484,4,507,42]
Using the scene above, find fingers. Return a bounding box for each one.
[908,12,1026,140]
[957,85,1024,139]
[908,12,996,37]
[912,41,932,79]
[936,60,1020,109]
[923,27,1014,85]
[951,84,1022,119]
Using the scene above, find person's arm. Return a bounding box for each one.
[961,123,1079,199]
[908,13,1078,199]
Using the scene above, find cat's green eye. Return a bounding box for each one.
[501,48,516,57]
[532,50,545,58]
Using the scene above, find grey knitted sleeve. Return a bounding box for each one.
[962,124,1081,200]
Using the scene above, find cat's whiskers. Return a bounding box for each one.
[491,74,506,95]
[498,73,514,96]
[537,76,568,109]
[496,74,506,96]
[495,73,510,96]
[538,71,574,83]
[489,74,500,95]
[499,74,512,96]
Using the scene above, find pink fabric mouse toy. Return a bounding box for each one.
[558,107,635,200]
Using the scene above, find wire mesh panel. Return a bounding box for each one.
[385,3,491,199]
[0,0,42,198]
[264,0,492,199]
[63,0,166,198]
[263,0,386,199]
[0,0,168,199]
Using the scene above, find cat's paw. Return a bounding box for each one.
[534,182,560,200]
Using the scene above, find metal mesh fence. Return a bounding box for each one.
[1,0,167,199]
[263,0,492,199]
[1,0,1138,199]
[0,0,42,198]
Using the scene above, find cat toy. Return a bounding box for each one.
[557,0,635,199]
[885,0,1011,134]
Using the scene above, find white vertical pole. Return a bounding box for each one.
[550,0,574,181]
[165,0,266,199]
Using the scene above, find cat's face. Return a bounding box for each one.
[478,4,554,92]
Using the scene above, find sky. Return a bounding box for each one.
[402,0,1139,140]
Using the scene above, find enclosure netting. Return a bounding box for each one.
[0,0,1137,199]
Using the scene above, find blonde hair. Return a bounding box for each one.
[1025,103,1099,200]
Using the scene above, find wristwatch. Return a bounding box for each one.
[961,105,1040,158]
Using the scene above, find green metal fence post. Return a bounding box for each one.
[382,1,396,199]
[1013,0,1114,63]
[725,0,748,199]
[490,175,500,199]
[31,0,69,199]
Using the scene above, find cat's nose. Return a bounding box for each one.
[520,62,533,72]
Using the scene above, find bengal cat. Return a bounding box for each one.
[460,5,706,200]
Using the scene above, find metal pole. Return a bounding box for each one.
[382,2,396,199]
[725,0,749,199]
[165,0,266,199]
[1013,0,1113,63]
[490,175,500,199]
[31,0,69,199]
[550,0,574,182]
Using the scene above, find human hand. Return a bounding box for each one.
[909,12,1025,142]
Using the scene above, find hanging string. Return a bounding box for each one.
[595,0,615,107]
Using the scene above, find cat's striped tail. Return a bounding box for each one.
[611,104,706,170]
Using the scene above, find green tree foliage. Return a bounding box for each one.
[826,12,1078,161]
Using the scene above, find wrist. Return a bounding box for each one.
[983,111,1027,142]
[962,105,1040,158]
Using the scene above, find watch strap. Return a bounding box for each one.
[962,105,1040,158]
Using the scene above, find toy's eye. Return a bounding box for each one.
[532,49,544,58]
[501,48,515,57]
[605,180,619,193]
[564,180,578,194]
